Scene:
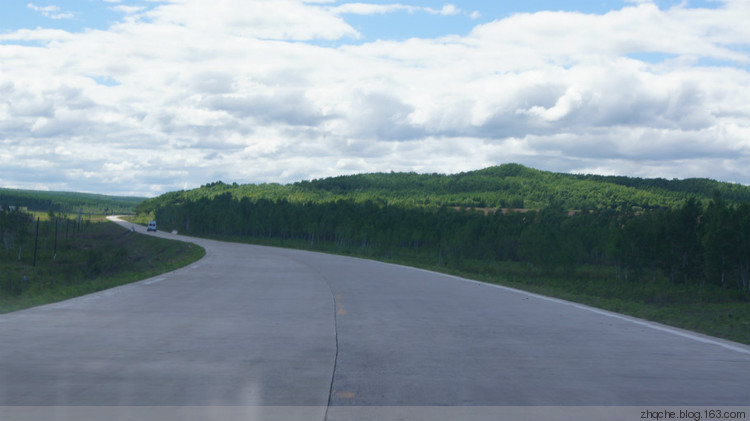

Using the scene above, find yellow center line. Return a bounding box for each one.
[333,390,356,399]
[335,294,347,315]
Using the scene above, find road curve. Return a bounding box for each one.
[1,217,748,418]
[1,217,337,407]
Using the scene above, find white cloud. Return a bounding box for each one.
[330,2,462,17]
[1,0,750,195]
[143,0,357,41]
[111,5,147,14]
[330,3,413,15]
[439,4,460,16]
[27,3,74,19]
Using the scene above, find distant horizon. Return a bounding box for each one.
[3,162,749,199]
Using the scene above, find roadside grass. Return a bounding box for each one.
[161,232,750,345]
[0,219,205,314]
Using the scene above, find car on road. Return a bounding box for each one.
[147,221,157,232]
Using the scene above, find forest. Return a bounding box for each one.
[0,188,144,215]
[137,164,750,294]
[137,163,750,212]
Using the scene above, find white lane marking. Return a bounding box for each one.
[407,266,750,356]
[143,277,166,285]
[566,302,750,355]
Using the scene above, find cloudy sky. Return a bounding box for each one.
[1,0,749,196]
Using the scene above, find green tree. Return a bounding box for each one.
[703,192,733,288]
[660,198,704,285]
[519,203,566,272]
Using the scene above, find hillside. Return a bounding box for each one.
[136,163,750,214]
[295,164,750,210]
[0,188,145,215]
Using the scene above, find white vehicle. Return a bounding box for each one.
[147,221,157,232]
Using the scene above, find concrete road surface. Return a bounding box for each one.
[1,217,748,420]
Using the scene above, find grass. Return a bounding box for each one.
[0,219,205,314]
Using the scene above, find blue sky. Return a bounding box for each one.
[2,1,126,32]
[336,0,709,41]
[3,0,721,40]
[1,0,748,195]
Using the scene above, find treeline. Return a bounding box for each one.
[150,192,750,294]
[298,164,750,210]
[577,173,750,203]
[137,164,750,214]
[0,188,144,215]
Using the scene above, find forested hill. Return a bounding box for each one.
[138,163,750,299]
[136,163,750,213]
[0,188,144,214]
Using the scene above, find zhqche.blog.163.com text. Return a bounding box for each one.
[641,409,747,421]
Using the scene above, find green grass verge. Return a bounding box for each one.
[0,219,205,314]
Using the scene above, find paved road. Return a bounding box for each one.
[1,218,749,419]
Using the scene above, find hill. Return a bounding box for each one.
[136,163,750,214]
[294,164,750,210]
[0,188,145,215]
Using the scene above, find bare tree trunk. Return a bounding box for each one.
[2,232,9,254]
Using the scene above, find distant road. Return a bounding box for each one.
[1,217,748,419]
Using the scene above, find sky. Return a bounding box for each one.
[1,0,749,196]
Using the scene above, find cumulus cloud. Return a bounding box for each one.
[1,0,749,195]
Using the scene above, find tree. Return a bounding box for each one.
[733,204,750,293]
[703,192,733,288]
[518,202,566,272]
[660,198,704,285]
